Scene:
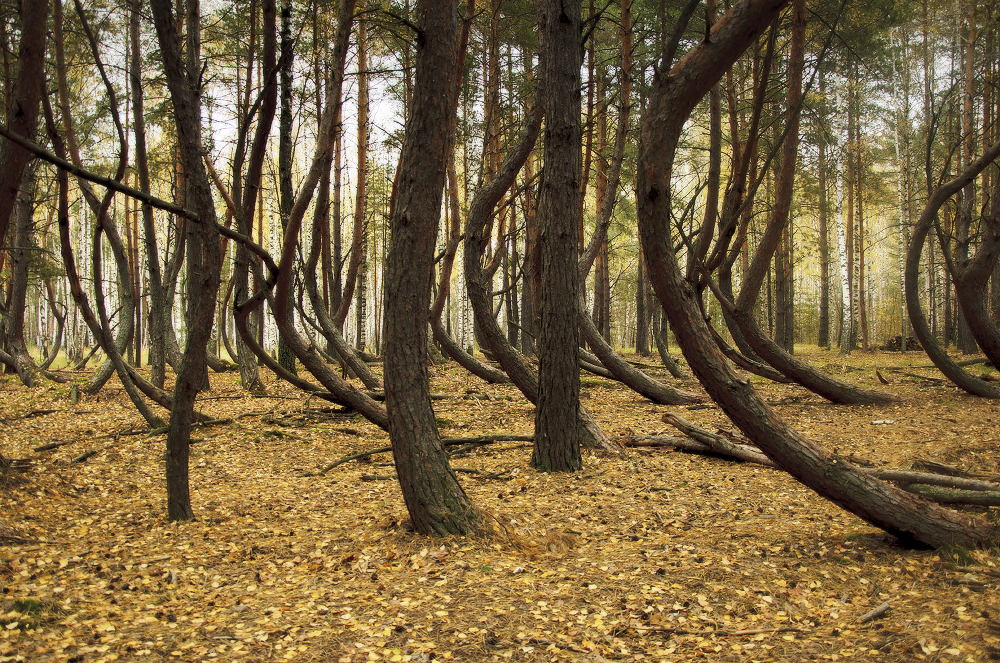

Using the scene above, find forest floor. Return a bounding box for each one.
[1,346,999,663]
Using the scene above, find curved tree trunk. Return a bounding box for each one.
[950,167,1000,369]
[130,0,167,389]
[303,163,383,390]
[39,279,67,371]
[265,0,392,431]
[905,139,1000,398]
[723,7,897,406]
[637,0,990,549]
[6,168,43,387]
[579,305,702,404]
[462,98,618,455]
[151,0,226,520]
[382,0,480,535]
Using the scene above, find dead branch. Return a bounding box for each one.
[633,625,808,636]
[308,434,535,476]
[660,413,777,467]
[895,482,1000,506]
[870,470,1000,492]
[857,600,891,624]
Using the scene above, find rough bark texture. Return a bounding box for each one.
[637,0,992,549]
[533,0,584,472]
[6,168,42,387]
[0,0,47,251]
[905,139,1000,398]
[383,0,477,536]
[151,0,224,520]
[462,99,617,454]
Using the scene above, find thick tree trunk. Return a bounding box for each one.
[462,98,617,454]
[0,0,47,252]
[384,0,478,536]
[6,168,42,387]
[533,0,584,472]
[638,0,990,549]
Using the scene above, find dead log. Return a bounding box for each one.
[661,413,776,467]
[896,483,1000,507]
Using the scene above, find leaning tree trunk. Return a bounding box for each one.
[130,0,168,389]
[382,0,481,535]
[952,177,1000,369]
[262,0,392,430]
[6,168,43,387]
[723,10,897,406]
[430,143,510,385]
[637,0,991,549]
[462,96,619,455]
[905,138,1000,398]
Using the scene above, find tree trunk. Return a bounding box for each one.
[384,0,478,536]
[5,167,42,387]
[233,0,276,395]
[463,99,617,454]
[638,0,991,550]
[150,0,224,520]
[907,143,1000,397]
[0,0,47,252]
[276,0,298,375]
[334,19,368,331]
[726,7,896,406]
[533,0,584,473]
[817,76,830,349]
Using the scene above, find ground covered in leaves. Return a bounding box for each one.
[1,347,999,662]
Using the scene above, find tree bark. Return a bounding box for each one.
[275,0,298,374]
[638,0,990,549]
[0,0,47,253]
[905,140,1000,398]
[150,0,225,520]
[533,0,584,472]
[334,19,368,331]
[383,0,478,536]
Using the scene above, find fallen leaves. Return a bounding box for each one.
[0,351,998,661]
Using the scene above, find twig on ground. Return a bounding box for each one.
[857,600,891,624]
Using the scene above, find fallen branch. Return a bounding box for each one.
[660,413,777,467]
[633,625,808,636]
[308,434,535,476]
[895,482,1000,506]
[869,470,1000,492]
[857,600,891,624]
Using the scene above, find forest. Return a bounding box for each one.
[1,0,999,660]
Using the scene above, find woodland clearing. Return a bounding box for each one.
[0,347,998,663]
